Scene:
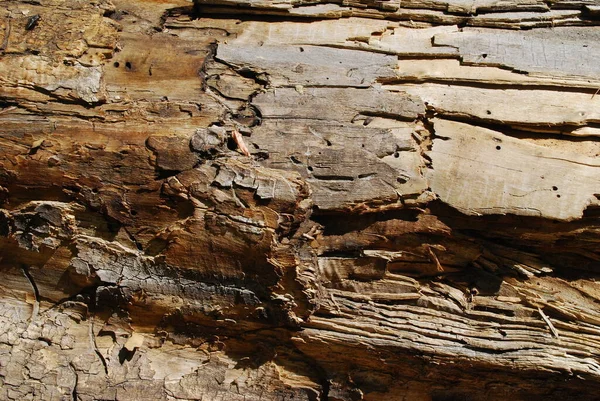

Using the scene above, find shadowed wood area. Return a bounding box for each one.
[1,0,600,400]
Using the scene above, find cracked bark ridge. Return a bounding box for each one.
[1,0,600,400]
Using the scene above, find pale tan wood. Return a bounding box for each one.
[427,119,600,220]
[395,59,600,94]
[434,27,600,80]
[2,0,600,400]
[393,83,600,127]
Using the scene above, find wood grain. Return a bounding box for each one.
[1,0,600,400]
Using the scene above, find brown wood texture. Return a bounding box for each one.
[1,0,600,400]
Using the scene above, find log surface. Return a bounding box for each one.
[1,0,600,400]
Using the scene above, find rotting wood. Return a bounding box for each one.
[1,0,600,400]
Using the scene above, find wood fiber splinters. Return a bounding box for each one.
[538,307,560,338]
[0,106,16,114]
[232,129,251,156]
[427,246,444,272]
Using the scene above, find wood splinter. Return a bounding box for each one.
[0,106,16,114]
[538,307,560,338]
[232,129,250,157]
[427,246,445,272]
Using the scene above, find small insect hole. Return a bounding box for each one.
[556,194,561,198]
[552,186,558,191]
[482,53,488,58]
[125,61,132,70]
[496,146,501,150]
[113,62,120,68]
[394,152,400,158]
[299,47,304,52]
[307,166,314,172]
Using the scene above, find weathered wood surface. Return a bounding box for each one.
[1,0,600,400]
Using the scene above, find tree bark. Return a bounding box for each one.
[1,0,600,400]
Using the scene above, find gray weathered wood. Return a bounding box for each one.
[217,44,398,87]
[434,27,600,80]
[2,0,600,400]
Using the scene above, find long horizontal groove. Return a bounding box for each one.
[388,80,600,95]
[193,6,596,24]
[386,77,600,92]
[423,114,600,139]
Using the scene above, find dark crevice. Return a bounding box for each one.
[90,311,110,375]
[104,9,129,21]
[198,42,218,91]
[432,115,600,141]
[356,111,419,123]
[312,208,420,235]
[123,227,144,251]
[392,78,600,95]
[430,201,600,279]
[312,175,355,181]
[22,265,40,303]
[285,343,331,401]
[94,348,109,375]
[472,305,516,317]
[234,67,270,85]
[185,6,583,30]
[69,362,79,401]
[319,250,363,258]
[189,8,328,23]
[118,346,136,364]
[154,169,182,180]
[0,100,19,110]
[45,286,96,315]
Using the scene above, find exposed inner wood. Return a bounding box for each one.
[1,0,600,400]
